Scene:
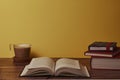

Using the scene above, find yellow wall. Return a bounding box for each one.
[0,0,120,58]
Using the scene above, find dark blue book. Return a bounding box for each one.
[88,41,117,51]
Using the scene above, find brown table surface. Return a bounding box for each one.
[0,58,120,80]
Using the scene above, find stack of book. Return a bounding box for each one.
[84,41,120,70]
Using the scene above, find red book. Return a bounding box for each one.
[90,53,120,70]
[84,47,120,57]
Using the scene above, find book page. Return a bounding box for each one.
[55,58,80,71]
[28,57,55,74]
[20,65,51,76]
[55,58,90,77]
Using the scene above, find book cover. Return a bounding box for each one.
[88,41,117,51]
[84,47,120,57]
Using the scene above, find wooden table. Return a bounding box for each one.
[0,58,120,80]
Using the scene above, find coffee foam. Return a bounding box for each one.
[14,44,31,48]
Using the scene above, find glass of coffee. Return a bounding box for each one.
[13,43,31,62]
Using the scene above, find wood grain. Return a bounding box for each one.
[0,58,120,80]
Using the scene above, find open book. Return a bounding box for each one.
[20,57,90,77]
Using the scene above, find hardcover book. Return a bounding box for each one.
[88,41,117,51]
[91,54,120,70]
[84,47,120,57]
[20,57,90,77]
